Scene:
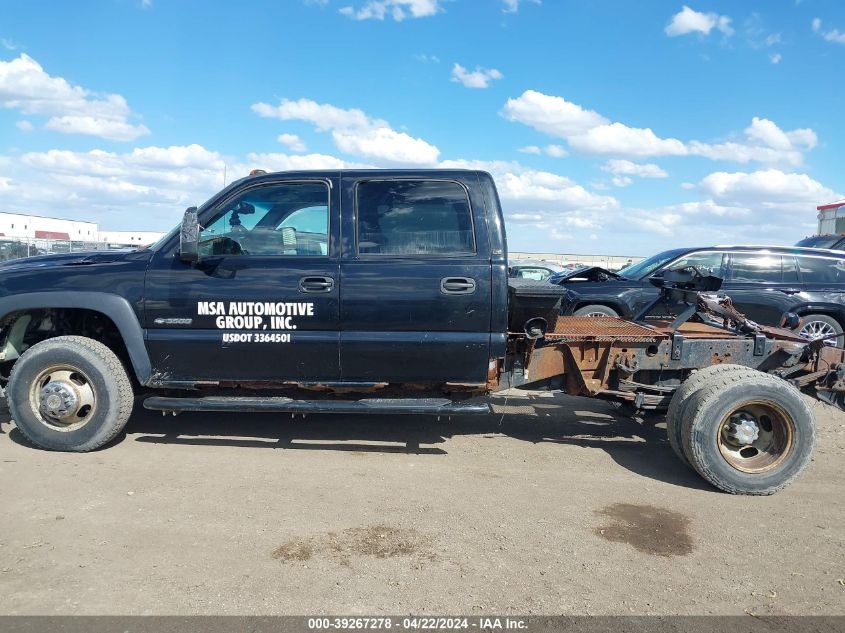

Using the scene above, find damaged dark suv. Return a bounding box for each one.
[550,245,845,346]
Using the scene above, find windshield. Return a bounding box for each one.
[796,235,842,249]
[617,248,689,279]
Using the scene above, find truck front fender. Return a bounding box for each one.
[0,292,151,385]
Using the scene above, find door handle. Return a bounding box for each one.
[777,288,802,295]
[299,276,334,293]
[440,277,476,295]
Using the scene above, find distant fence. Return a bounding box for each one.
[0,236,134,262]
[509,251,645,271]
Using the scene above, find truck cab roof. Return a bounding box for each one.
[239,167,495,180]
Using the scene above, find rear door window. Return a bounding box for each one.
[355,180,475,256]
[728,254,792,283]
[797,256,845,284]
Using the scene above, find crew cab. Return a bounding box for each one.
[0,169,512,433]
[2,169,844,496]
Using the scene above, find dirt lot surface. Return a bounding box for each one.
[1,391,844,616]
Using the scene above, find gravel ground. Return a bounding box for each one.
[0,391,843,616]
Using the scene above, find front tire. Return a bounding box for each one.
[573,304,619,317]
[680,372,815,495]
[7,336,134,452]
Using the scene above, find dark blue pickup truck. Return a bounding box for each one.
[1,169,843,495]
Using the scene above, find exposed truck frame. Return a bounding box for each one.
[506,278,845,410]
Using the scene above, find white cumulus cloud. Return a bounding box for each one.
[0,54,149,141]
[699,169,836,206]
[504,90,817,164]
[688,117,817,166]
[602,159,668,179]
[607,169,841,246]
[502,90,608,138]
[0,144,228,229]
[665,5,734,37]
[744,117,816,151]
[277,133,307,152]
[518,144,567,157]
[568,123,688,158]
[544,144,568,158]
[339,0,440,21]
[450,63,503,89]
[0,142,385,231]
[252,98,439,165]
[812,17,845,44]
[438,159,619,216]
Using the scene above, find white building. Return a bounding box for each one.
[0,212,98,242]
[0,211,164,247]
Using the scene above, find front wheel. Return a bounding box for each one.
[7,336,134,452]
[573,304,619,317]
[680,372,815,495]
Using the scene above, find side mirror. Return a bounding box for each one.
[179,206,199,263]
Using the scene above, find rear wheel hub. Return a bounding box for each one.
[717,403,793,473]
[723,412,760,446]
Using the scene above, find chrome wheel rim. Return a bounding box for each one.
[717,402,793,473]
[799,320,837,341]
[586,312,612,317]
[28,365,97,432]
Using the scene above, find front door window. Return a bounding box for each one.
[199,182,329,257]
[666,252,725,277]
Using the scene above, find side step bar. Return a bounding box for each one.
[143,396,491,416]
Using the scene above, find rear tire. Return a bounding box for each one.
[666,364,758,467]
[7,336,134,452]
[573,304,619,317]
[680,372,815,495]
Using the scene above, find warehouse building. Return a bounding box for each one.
[0,211,164,247]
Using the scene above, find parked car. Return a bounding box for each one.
[550,245,845,345]
[507,259,566,281]
[796,234,845,251]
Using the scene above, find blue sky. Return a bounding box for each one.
[1,0,844,256]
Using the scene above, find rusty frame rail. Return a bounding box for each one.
[502,314,845,411]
